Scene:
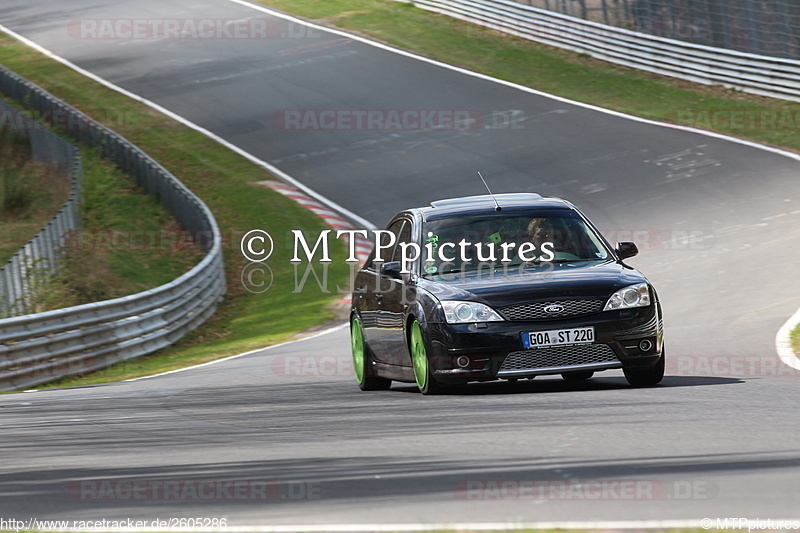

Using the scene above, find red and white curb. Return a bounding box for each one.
[267,181,373,308]
[267,181,374,264]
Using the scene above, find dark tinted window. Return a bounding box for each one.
[367,220,405,270]
[390,220,412,263]
[422,209,609,274]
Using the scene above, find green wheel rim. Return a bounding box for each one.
[410,321,427,390]
[351,318,365,384]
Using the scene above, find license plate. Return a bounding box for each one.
[522,326,595,349]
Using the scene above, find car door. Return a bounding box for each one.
[354,221,403,363]
[378,218,416,368]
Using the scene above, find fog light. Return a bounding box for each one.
[639,339,653,352]
[456,356,470,368]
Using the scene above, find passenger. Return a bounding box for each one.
[527,218,556,249]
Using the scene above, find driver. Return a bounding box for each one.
[527,217,556,249]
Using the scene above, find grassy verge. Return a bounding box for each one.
[4,0,800,386]
[258,0,800,152]
[1,108,205,315]
[0,35,350,388]
[0,132,71,264]
[22,149,206,314]
[792,325,800,356]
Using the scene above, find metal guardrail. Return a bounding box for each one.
[0,100,83,317]
[0,65,226,391]
[406,0,800,102]
[511,0,800,62]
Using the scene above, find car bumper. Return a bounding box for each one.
[424,304,663,384]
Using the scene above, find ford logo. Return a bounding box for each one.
[544,304,565,314]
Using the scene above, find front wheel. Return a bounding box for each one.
[624,350,665,387]
[409,320,441,395]
[351,316,391,391]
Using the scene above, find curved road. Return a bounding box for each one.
[1,0,800,527]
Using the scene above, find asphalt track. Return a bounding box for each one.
[1,0,800,527]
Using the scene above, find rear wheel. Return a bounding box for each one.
[351,316,391,391]
[561,370,594,382]
[624,350,665,387]
[410,320,441,395]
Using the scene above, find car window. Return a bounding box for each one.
[367,220,405,270]
[390,220,412,263]
[422,209,609,275]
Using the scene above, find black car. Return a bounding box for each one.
[350,193,664,394]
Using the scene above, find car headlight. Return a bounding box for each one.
[604,283,651,311]
[441,301,504,324]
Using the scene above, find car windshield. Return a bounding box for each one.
[421,209,609,275]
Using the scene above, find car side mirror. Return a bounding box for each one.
[616,241,639,260]
[380,261,403,279]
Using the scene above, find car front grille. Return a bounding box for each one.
[499,344,620,374]
[499,299,603,320]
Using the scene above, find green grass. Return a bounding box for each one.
[21,149,207,314]
[0,132,71,264]
[792,324,800,355]
[4,0,800,386]
[258,0,800,152]
[0,35,350,388]
[0,131,203,315]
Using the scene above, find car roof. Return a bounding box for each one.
[418,193,573,220]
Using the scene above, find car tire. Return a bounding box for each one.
[409,319,442,395]
[561,370,594,382]
[351,316,391,391]
[623,350,665,387]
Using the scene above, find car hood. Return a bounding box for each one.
[418,261,647,306]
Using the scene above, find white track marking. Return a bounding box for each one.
[124,322,348,382]
[2,0,799,368]
[228,0,800,163]
[776,306,800,370]
[0,22,375,231]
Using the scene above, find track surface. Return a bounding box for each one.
[1,0,800,526]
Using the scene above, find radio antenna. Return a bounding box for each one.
[478,171,501,211]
